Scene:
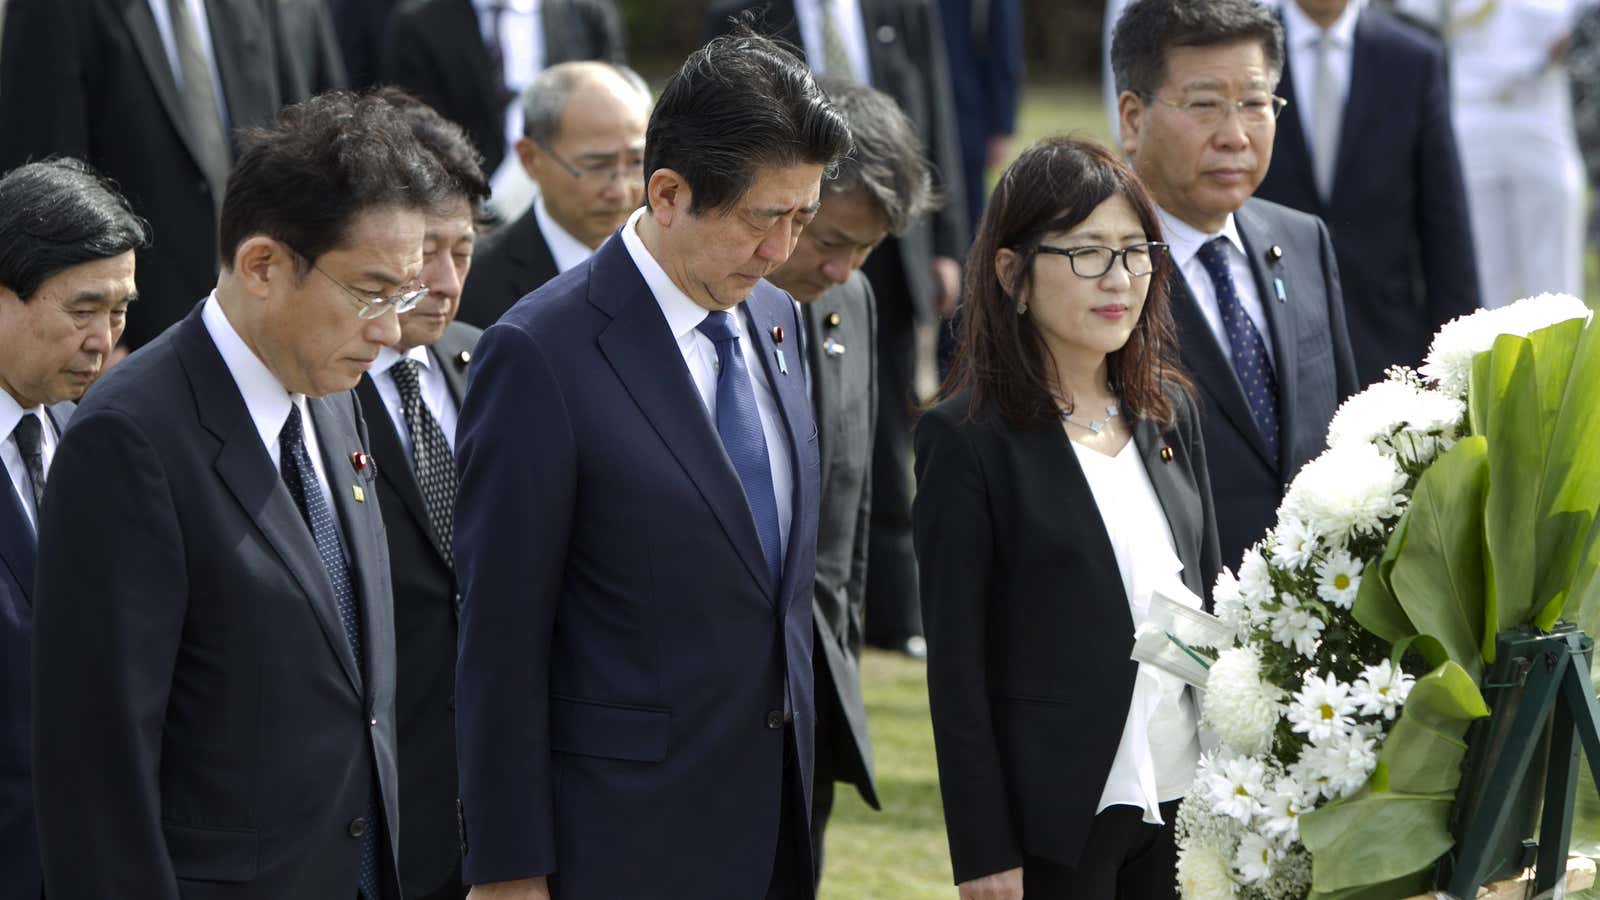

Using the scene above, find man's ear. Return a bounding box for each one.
[232,236,289,299]
[1118,90,1145,159]
[646,168,690,227]
[514,137,543,183]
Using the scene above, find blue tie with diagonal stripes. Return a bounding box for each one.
[697,311,783,586]
[1197,237,1281,462]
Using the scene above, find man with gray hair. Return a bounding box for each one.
[457,61,650,328]
[762,76,938,885]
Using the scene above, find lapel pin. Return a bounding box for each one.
[1160,444,1175,464]
[823,337,846,358]
[770,325,785,344]
[352,484,366,503]
[350,450,371,473]
[826,311,841,328]
[454,349,471,369]
[1267,245,1283,262]
[1274,277,1287,304]
[775,348,789,375]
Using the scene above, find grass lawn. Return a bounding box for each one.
[817,81,1600,898]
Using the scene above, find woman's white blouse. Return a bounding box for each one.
[1070,437,1202,826]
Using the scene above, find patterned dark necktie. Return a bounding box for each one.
[389,358,456,565]
[697,311,783,586]
[1196,237,1281,462]
[277,404,382,900]
[12,412,46,515]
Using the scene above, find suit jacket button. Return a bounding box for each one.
[766,710,783,730]
[348,817,368,837]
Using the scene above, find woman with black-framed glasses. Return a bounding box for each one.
[914,137,1222,900]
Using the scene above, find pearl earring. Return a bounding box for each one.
[1017,299,1028,316]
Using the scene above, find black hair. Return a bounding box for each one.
[0,158,150,300]
[372,87,492,222]
[817,76,940,237]
[1111,0,1285,99]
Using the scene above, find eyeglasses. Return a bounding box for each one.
[282,242,428,320]
[1036,242,1168,279]
[536,139,645,186]
[1154,94,1288,129]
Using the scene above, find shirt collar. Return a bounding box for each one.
[1157,207,1245,268]
[376,343,433,377]
[0,387,45,446]
[618,206,719,342]
[534,193,599,274]
[1282,0,1362,49]
[201,291,301,455]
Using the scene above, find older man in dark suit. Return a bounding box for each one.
[762,76,939,884]
[31,93,448,900]
[0,158,147,900]
[352,91,490,900]
[458,61,650,328]
[1255,0,1479,386]
[0,0,345,349]
[1114,0,1359,573]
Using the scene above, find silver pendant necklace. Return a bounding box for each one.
[1059,385,1120,434]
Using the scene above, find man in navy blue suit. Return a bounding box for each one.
[452,28,851,900]
[1255,0,1479,386]
[0,158,146,900]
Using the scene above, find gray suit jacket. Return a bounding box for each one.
[801,272,879,808]
[1167,197,1359,572]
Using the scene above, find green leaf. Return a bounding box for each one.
[1388,436,1490,681]
[1378,660,1490,795]
[1306,869,1434,900]
[1300,790,1458,892]
[1536,317,1600,628]
[1480,335,1546,632]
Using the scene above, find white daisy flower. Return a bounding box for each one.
[1269,518,1319,572]
[1351,659,1415,720]
[1233,832,1280,885]
[1202,645,1283,756]
[1314,550,1363,610]
[1259,775,1312,844]
[1420,293,1592,398]
[1269,594,1325,658]
[1308,729,1379,799]
[1236,545,1273,610]
[1286,671,1356,743]
[1206,753,1270,824]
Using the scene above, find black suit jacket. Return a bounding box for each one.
[31,305,401,899]
[382,0,625,178]
[913,385,1221,884]
[0,402,70,900]
[354,322,480,900]
[1255,6,1478,386]
[802,273,879,807]
[705,0,969,319]
[457,202,560,328]
[1168,198,1359,572]
[0,0,345,349]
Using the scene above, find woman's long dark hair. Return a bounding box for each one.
[938,136,1192,429]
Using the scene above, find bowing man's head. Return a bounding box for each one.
[0,158,148,407]
[635,23,854,312]
[1113,0,1285,233]
[215,91,453,397]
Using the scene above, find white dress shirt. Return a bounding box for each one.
[201,293,346,550]
[1158,208,1277,368]
[144,0,231,128]
[534,194,599,274]
[0,391,59,533]
[373,345,460,460]
[1073,439,1201,823]
[794,0,873,85]
[618,207,795,565]
[1283,0,1360,158]
[475,0,545,205]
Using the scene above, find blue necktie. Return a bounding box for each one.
[1196,237,1281,462]
[697,311,783,587]
[278,405,383,900]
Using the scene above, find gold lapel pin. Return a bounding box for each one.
[826,312,841,328]
[353,484,366,503]
[454,349,471,369]
[1159,445,1175,463]
[1267,245,1283,262]
[770,325,785,344]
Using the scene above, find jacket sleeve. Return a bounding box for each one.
[33,408,186,899]
[913,406,1021,883]
[1181,388,1222,600]
[1315,216,1361,399]
[453,323,577,885]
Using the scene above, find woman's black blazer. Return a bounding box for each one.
[913,384,1221,884]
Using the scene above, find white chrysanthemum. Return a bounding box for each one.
[1314,550,1363,610]
[1259,775,1312,844]
[1420,293,1593,398]
[1269,594,1325,658]
[1303,729,1379,799]
[1351,659,1415,720]
[1287,671,1357,743]
[1278,442,1407,549]
[1212,568,1249,639]
[1234,832,1280,885]
[1269,518,1318,572]
[1202,645,1283,756]
[1326,378,1465,462]
[1177,842,1239,900]
[1206,753,1270,824]
[1237,545,1273,611]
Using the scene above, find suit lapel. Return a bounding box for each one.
[177,309,363,695]
[355,374,446,564]
[121,0,209,172]
[432,331,474,407]
[741,292,813,604]
[801,302,833,492]
[1272,52,1322,212]
[589,241,775,596]
[204,0,275,144]
[1132,417,1201,583]
[1168,267,1277,471]
[1336,14,1380,200]
[0,481,35,603]
[1234,203,1298,470]
[309,393,387,687]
